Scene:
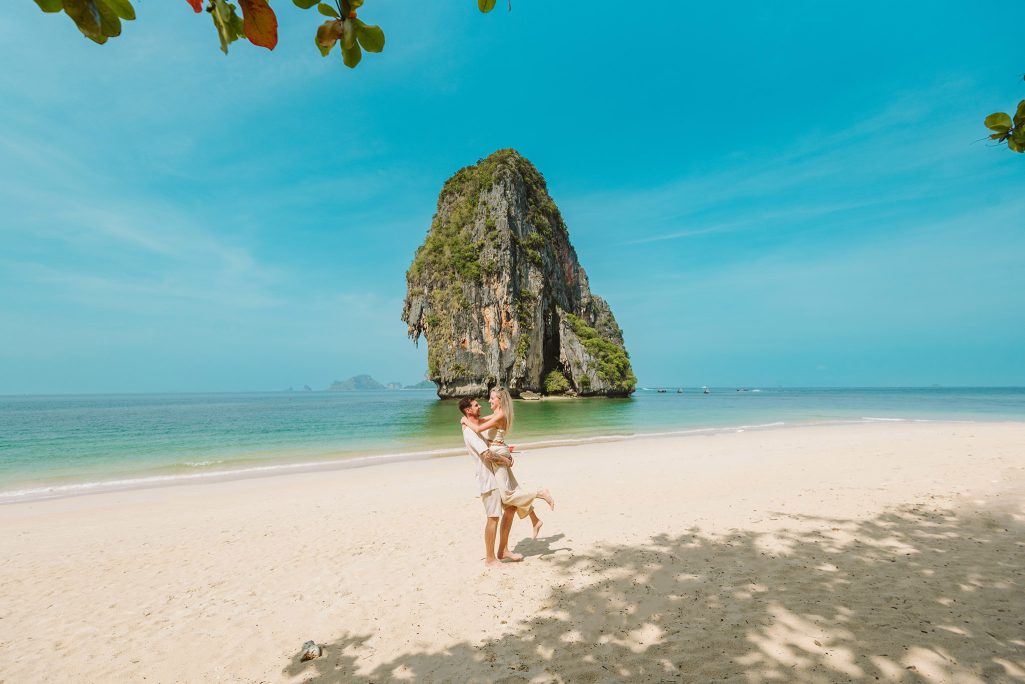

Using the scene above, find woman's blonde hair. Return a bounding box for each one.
[492,386,514,434]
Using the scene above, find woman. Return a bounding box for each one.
[461,386,554,539]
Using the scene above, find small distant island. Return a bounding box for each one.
[404,379,438,390]
[328,374,385,391]
[325,375,438,391]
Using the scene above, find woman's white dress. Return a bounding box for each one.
[485,427,537,519]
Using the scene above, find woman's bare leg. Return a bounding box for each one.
[497,506,523,561]
[529,508,543,539]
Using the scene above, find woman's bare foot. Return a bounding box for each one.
[537,489,555,511]
[484,558,503,569]
[532,518,543,539]
[498,551,523,562]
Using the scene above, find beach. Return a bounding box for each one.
[2,421,1024,683]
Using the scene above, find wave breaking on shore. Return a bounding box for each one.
[0,417,978,504]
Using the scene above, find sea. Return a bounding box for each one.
[1,387,1023,503]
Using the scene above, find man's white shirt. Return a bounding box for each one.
[462,425,499,495]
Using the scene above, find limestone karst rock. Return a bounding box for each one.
[401,149,636,399]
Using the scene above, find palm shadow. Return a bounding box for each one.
[287,498,1025,682]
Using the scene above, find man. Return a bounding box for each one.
[459,396,524,568]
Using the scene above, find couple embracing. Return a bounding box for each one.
[460,387,555,568]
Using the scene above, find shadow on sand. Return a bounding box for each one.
[512,532,569,559]
[285,499,1024,682]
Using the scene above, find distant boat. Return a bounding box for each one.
[677,389,683,394]
[703,386,710,395]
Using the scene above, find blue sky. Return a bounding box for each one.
[1,1,1022,393]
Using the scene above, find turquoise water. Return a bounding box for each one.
[1,387,1023,501]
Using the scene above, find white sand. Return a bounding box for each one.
[2,422,1024,683]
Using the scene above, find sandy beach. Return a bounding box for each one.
[2,421,1024,683]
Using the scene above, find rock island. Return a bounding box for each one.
[402,149,636,398]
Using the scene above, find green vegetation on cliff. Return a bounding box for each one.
[407,219,483,285]
[407,151,514,286]
[441,149,547,201]
[406,149,562,287]
[565,313,637,393]
[544,369,572,394]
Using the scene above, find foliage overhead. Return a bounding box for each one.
[984,88,1025,153]
[36,4,1017,157]
[32,0,502,67]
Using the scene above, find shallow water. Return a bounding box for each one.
[1,387,1022,501]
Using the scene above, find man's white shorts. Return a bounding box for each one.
[480,488,502,518]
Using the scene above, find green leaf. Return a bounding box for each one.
[317,3,339,17]
[1014,100,1025,128]
[478,0,496,11]
[1008,137,1025,153]
[62,0,107,43]
[342,40,361,68]
[210,0,245,53]
[293,0,318,7]
[94,0,122,38]
[33,0,64,13]
[984,112,1012,132]
[349,0,363,8]
[101,0,135,20]
[354,19,384,52]
[315,19,341,56]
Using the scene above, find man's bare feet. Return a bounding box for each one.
[537,489,555,511]
[498,551,523,562]
[532,518,543,539]
[484,558,503,569]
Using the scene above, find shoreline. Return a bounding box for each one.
[2,420,1023,682]
[1,416,1012,505]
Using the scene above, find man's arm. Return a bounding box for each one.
[489,451,513,467]
[463,427,512,468]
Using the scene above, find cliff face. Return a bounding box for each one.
[401,149,636,398]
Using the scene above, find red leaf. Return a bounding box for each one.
[185,0,203,12]
[239,0,278,50]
